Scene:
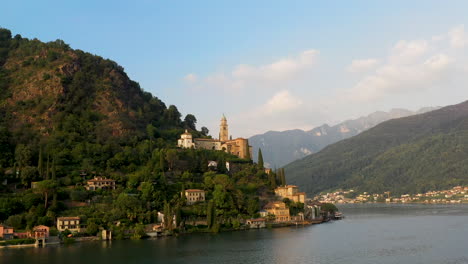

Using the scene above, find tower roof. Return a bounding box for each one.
[221,114,227,121]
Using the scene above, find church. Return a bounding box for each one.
[177,115,253,159]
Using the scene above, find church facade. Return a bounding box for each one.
[177,115,252,159]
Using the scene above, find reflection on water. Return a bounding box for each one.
[2,204,468,264]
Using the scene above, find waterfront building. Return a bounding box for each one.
[275,185,306,203]
[184,189,206,205]
[305,201,322,220]
[0,224,14,240]
[56,217,81,232]
[263,201,290,223]
[177,115,253,159]
[32,225,50,239]
[246,218,266,228]
[85,176,116,191]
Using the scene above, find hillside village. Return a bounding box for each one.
[317,186,468,204]
[0,115,331,247]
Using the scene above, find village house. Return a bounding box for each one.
[0,224,14,240]
[305,201,322,220]
[85,176,116,191]
[56,217,81,232]
[178,115,253,159]
[263,201,290,223]
[32,225,50,239]
[275,185,306,203]
[246,218,266,228]
[184,189,206,205]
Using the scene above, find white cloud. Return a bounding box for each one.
[340,25,468,104]
[448,25,468,48]
[183,73,198,83]
[389,39,430,64]
[185,49,319,92]
[185,25,468,137]
[347,58,378,72]
[261,90,303,114]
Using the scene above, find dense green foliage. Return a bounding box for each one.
[285,101,468,195]
[0,28,277,236]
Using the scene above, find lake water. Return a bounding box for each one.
[2,204,468,264]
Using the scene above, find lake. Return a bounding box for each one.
[2,204,468,264]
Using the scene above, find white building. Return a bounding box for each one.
[177,130,195,148]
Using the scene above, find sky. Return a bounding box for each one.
[3,1,468,137]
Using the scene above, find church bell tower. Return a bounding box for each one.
[219,114,229,141]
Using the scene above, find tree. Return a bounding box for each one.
[34,180,57,208]
[206,200,215,229]
[165,149,178,171]
[278,168,286,186]
[247,197,259,216]
[21,166,38,186]
[321,203,338,214]
[269,172,277,189]
[183,114,197,130]
[38,146,44,179]
[163,201,173,230]
[15,144,32,172]
[257,148,264,169]
[201,126,209,136]
[146,124,157,154]
[216,157,227,173]
[164,105,181,125]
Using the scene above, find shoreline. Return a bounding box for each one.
[0,219,327,249]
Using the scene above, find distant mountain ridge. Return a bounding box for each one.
[284,100,468,196]
[249,107,440,168]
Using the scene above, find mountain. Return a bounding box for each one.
[249,107,439,168]
[284,100,468,196]
[0,28,198,172]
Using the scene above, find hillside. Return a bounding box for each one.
[0,27,202,174]
[0,28,279,236]
[250,107,438,168]
[284,100,468,196]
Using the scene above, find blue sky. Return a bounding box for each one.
[3,1,468,137]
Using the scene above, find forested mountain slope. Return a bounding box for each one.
[284,101,468,195]
[250,108,438,168]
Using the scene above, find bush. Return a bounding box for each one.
[4,238,35,245]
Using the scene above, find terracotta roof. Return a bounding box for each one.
[185,189,205,192]
[194,138,220,142]
[88,177,115,182]
[57,216,80,220]
[247,218,265,222]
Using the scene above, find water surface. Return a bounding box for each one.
[2,204,468,264]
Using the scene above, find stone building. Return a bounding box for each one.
[263,201,290,223]
[57,216,81,232]
[275,185,306,203]
[177,115,252,159]
[85,176,116,191]
[184,189,206,205]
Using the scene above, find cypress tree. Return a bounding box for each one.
[46,154,50,180]
[257,148,264,169]
[51,157,56,180]
[207,200,215,229]
[269,172,277,189]
[38,146,43,179]
[159,150,165,172]
[280,168,286,186]
[163,201,173,230]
